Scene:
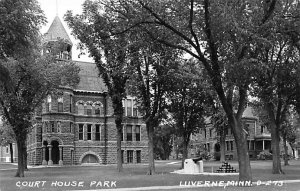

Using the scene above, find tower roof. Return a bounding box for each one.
[44,16,72,45]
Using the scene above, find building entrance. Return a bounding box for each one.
[51,141,59,164]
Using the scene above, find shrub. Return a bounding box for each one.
[214,152,221,161]
[257,150,272,160]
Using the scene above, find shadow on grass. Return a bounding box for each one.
[0,160,299,191]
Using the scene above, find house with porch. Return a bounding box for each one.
[192,107,279,160]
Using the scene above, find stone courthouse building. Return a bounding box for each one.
[26,16,148,166]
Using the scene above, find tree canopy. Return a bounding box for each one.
[0,0,46,87]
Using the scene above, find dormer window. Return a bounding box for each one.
[123,98,138,117]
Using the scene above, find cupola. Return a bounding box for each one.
[43,16,72,60]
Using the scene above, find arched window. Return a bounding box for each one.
[43,121,48,133]
[76,101,85,115]
[94,102,103,115]
[86,104,92,116]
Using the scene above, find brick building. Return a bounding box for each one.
[0,144,18,163]
[0,118,18,163]
[26,16,148,166]
[191,107,293,160]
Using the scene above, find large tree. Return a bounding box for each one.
[0,50,80,177]
[102,0,277,181]
[250,0,300,173]
[0,0,80,177]
[0,0,46,87]
[210,102,228,163]
[109,0,300,181]
[127,39,180,174]
[153,124,174,160]
[64,0,132,172]
[167,60,212,168]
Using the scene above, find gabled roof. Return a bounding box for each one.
[44,16,72,45]
[75,61,107,93]
[242,107,257,119]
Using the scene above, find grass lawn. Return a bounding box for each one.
[0,160,300,191]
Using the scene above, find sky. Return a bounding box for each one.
[38,0,93,62]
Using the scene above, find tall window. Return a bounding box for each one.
[230,141,234,151]
[87,124,92,140]
[261,125,264,134]
[127,150,133,163]
[50,121,55,132]
[95,105,100,115]
[95,124,100,141]
[70,122,73,133]
[86,105,92,116]
[247,140,254,151]
[244,124,250,135]
[79,124,84,140]
[69,95,73,112]
[126,125,133,141]
[204,129,206,139]
[77,103,84,115]
[43,121,48,133]
[126,99,132,117]
[135,125,141,141]
[122,100,126,116]
[226,141,229,151]
[209,129,212,137]
[121,126,124,141]
[58,97,63,112]
[133,100,138,117]
[136,150,141,163]
[46,95,51,112]
[121,150,124,163]
[57,121,61,133]
[123,99,138,117]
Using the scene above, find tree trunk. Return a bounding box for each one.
[220,131,226,162]
[181,139,189,169]
[271,123,283,173]
[9,143,14,163]
[292,148,295,159]
[23,144,28,171]
[147,121,155,175]
[229,118,252,182]
[163,149,167,160]
[266,104,284,174]
[283,136,289,166]
[115,117,123,172]
[111,95,124,172]
[15,138,25,177]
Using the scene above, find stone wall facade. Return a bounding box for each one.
[27,89,148,166]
